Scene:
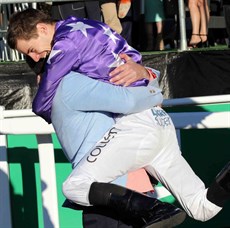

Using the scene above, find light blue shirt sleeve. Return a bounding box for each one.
[60,71,163,114]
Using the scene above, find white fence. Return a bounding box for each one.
[0,94,229,228]
[0,106,59,228]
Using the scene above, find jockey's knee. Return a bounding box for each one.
[62,175,94,206]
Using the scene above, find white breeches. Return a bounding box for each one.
[62,107,222,221]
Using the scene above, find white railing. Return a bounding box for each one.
[162,94,230,107]
[0,95,229,228]
[0,106,58,228]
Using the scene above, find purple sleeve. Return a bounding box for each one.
[32,38,79,123]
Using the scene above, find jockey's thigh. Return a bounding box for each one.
[63,107,176,205]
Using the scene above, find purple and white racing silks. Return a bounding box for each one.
[32,17,148,123]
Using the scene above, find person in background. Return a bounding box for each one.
[188,0,210,48]
[144,0,165,51]
[51,0,133,46]
[100,0,133,45]
[118,0,132,19]
[119,0,134,46]
[51,0,101,22]
[223,0,230,48]
[100,0,123,34]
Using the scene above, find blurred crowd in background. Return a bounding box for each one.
[37,0,230,51]
[1,0,230,54]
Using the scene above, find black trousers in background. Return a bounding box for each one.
[51,1,101,21]
[223,5,230,40]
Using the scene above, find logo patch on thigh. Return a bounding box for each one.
[151,109,172,127]
[87,127,119,163]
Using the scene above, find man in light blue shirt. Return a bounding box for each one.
[52,71,186,228]
[55,71,230,226]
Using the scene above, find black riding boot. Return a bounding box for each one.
[88,182,186,228]
[207,161,230,207]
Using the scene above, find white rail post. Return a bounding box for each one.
[36,134,60,228]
